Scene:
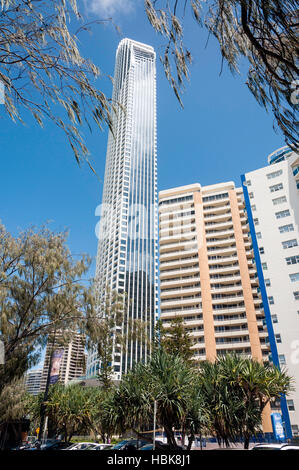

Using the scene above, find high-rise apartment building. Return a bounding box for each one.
[243,146,299,437]
[87,39,158,379]
[159,181,273,432]
[25,368,42,396]
[40,332,86,392]
[159,182,269,362]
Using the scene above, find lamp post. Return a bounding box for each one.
[153,400,157,450]
[38,328,57,442]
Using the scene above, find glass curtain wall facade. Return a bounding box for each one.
[87,39,158,380]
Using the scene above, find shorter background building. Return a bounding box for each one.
[40,332,86,392]
[25,368,42,396]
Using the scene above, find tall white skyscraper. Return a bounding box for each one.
[242,146,299,438]
[87,39,159,379]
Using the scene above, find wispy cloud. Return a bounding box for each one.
[83,0,136,17]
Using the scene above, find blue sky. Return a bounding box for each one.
[1,0,285,283]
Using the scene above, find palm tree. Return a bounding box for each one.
[200,354,293,449]
[105,349,197,449]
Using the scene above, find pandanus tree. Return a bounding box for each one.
[199,354,293,449]
[105,349,205,449]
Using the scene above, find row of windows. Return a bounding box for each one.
[202,192,229,202]
[246,169,283,187]
[262,255,299,269]
[269,182,283,193]
[282,239,298,249]
[267,291,299,303]
[159,195,193,206]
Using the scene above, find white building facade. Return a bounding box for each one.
[87,39,159,379]
[25,368,42,396]
[243,146,299,437]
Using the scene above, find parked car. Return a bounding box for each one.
[139,441,172,451]
[86,443,114,450]
[112,439,148,450]
[251,443,299,451]
[25,439,71,450]
[63,442,96,450]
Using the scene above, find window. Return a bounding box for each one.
[275,334,282,343]
[287,400,295,411]
[294,291,299,300]
[279,355,286,365]
[282,239,298,249]
[265,278,271,286]
[267,169,283,179]
[272,314,278,323]
[272,196,287,205]
[246,180,251,186]
[275,209,290,219]
[279,224,294,233]
[202,192,228,202]
[256,232,262,239]
[269,183,283,192]
[286,256,299,265]
[290,273,299,282]
[254,218,259,226]
[259,247,265,254]
[251,204,256,211]
[268,296,274,304]
[293,165,299,176]
[262,262,268,270]
[249,192,254,199]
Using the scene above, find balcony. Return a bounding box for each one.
[160,265,200,278]
[160,308,203,319]
[208,254,238,265]
[207,245,236,255]
[212,294,244,305]
[160,248,198,262]
[210,273,241,283]
[205,228,235,239]
[160,232,196,245]
[213,305,245,314]
[161,297,202,308]
[160,276,201,288]
[160,221,196,236]
[160,238,197,253]
[216,340,251,350]
[205,219,233,231]
[160,256,199,270]
[214,328,249,339]
[160,286,201,299]
[203,204,230,216]
[206,236,235,247]
[209,264,240,275]
[210,284,242,294]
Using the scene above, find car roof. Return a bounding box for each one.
[252,444,288,449]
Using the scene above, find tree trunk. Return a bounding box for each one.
[164,424,177,449]
[187,434,194,450]
[244,435,250,450]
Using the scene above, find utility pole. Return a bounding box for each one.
[153,400,157,450]
[38,329,57,442]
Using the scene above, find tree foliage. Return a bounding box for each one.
[145,0,298,148]
[0,378,31,423]
[0,222,94,391]
[198,354,293,448]
[156,316,194,363]
[105,349,206,449]
[104,351,293,449]
[0,0,116,167]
